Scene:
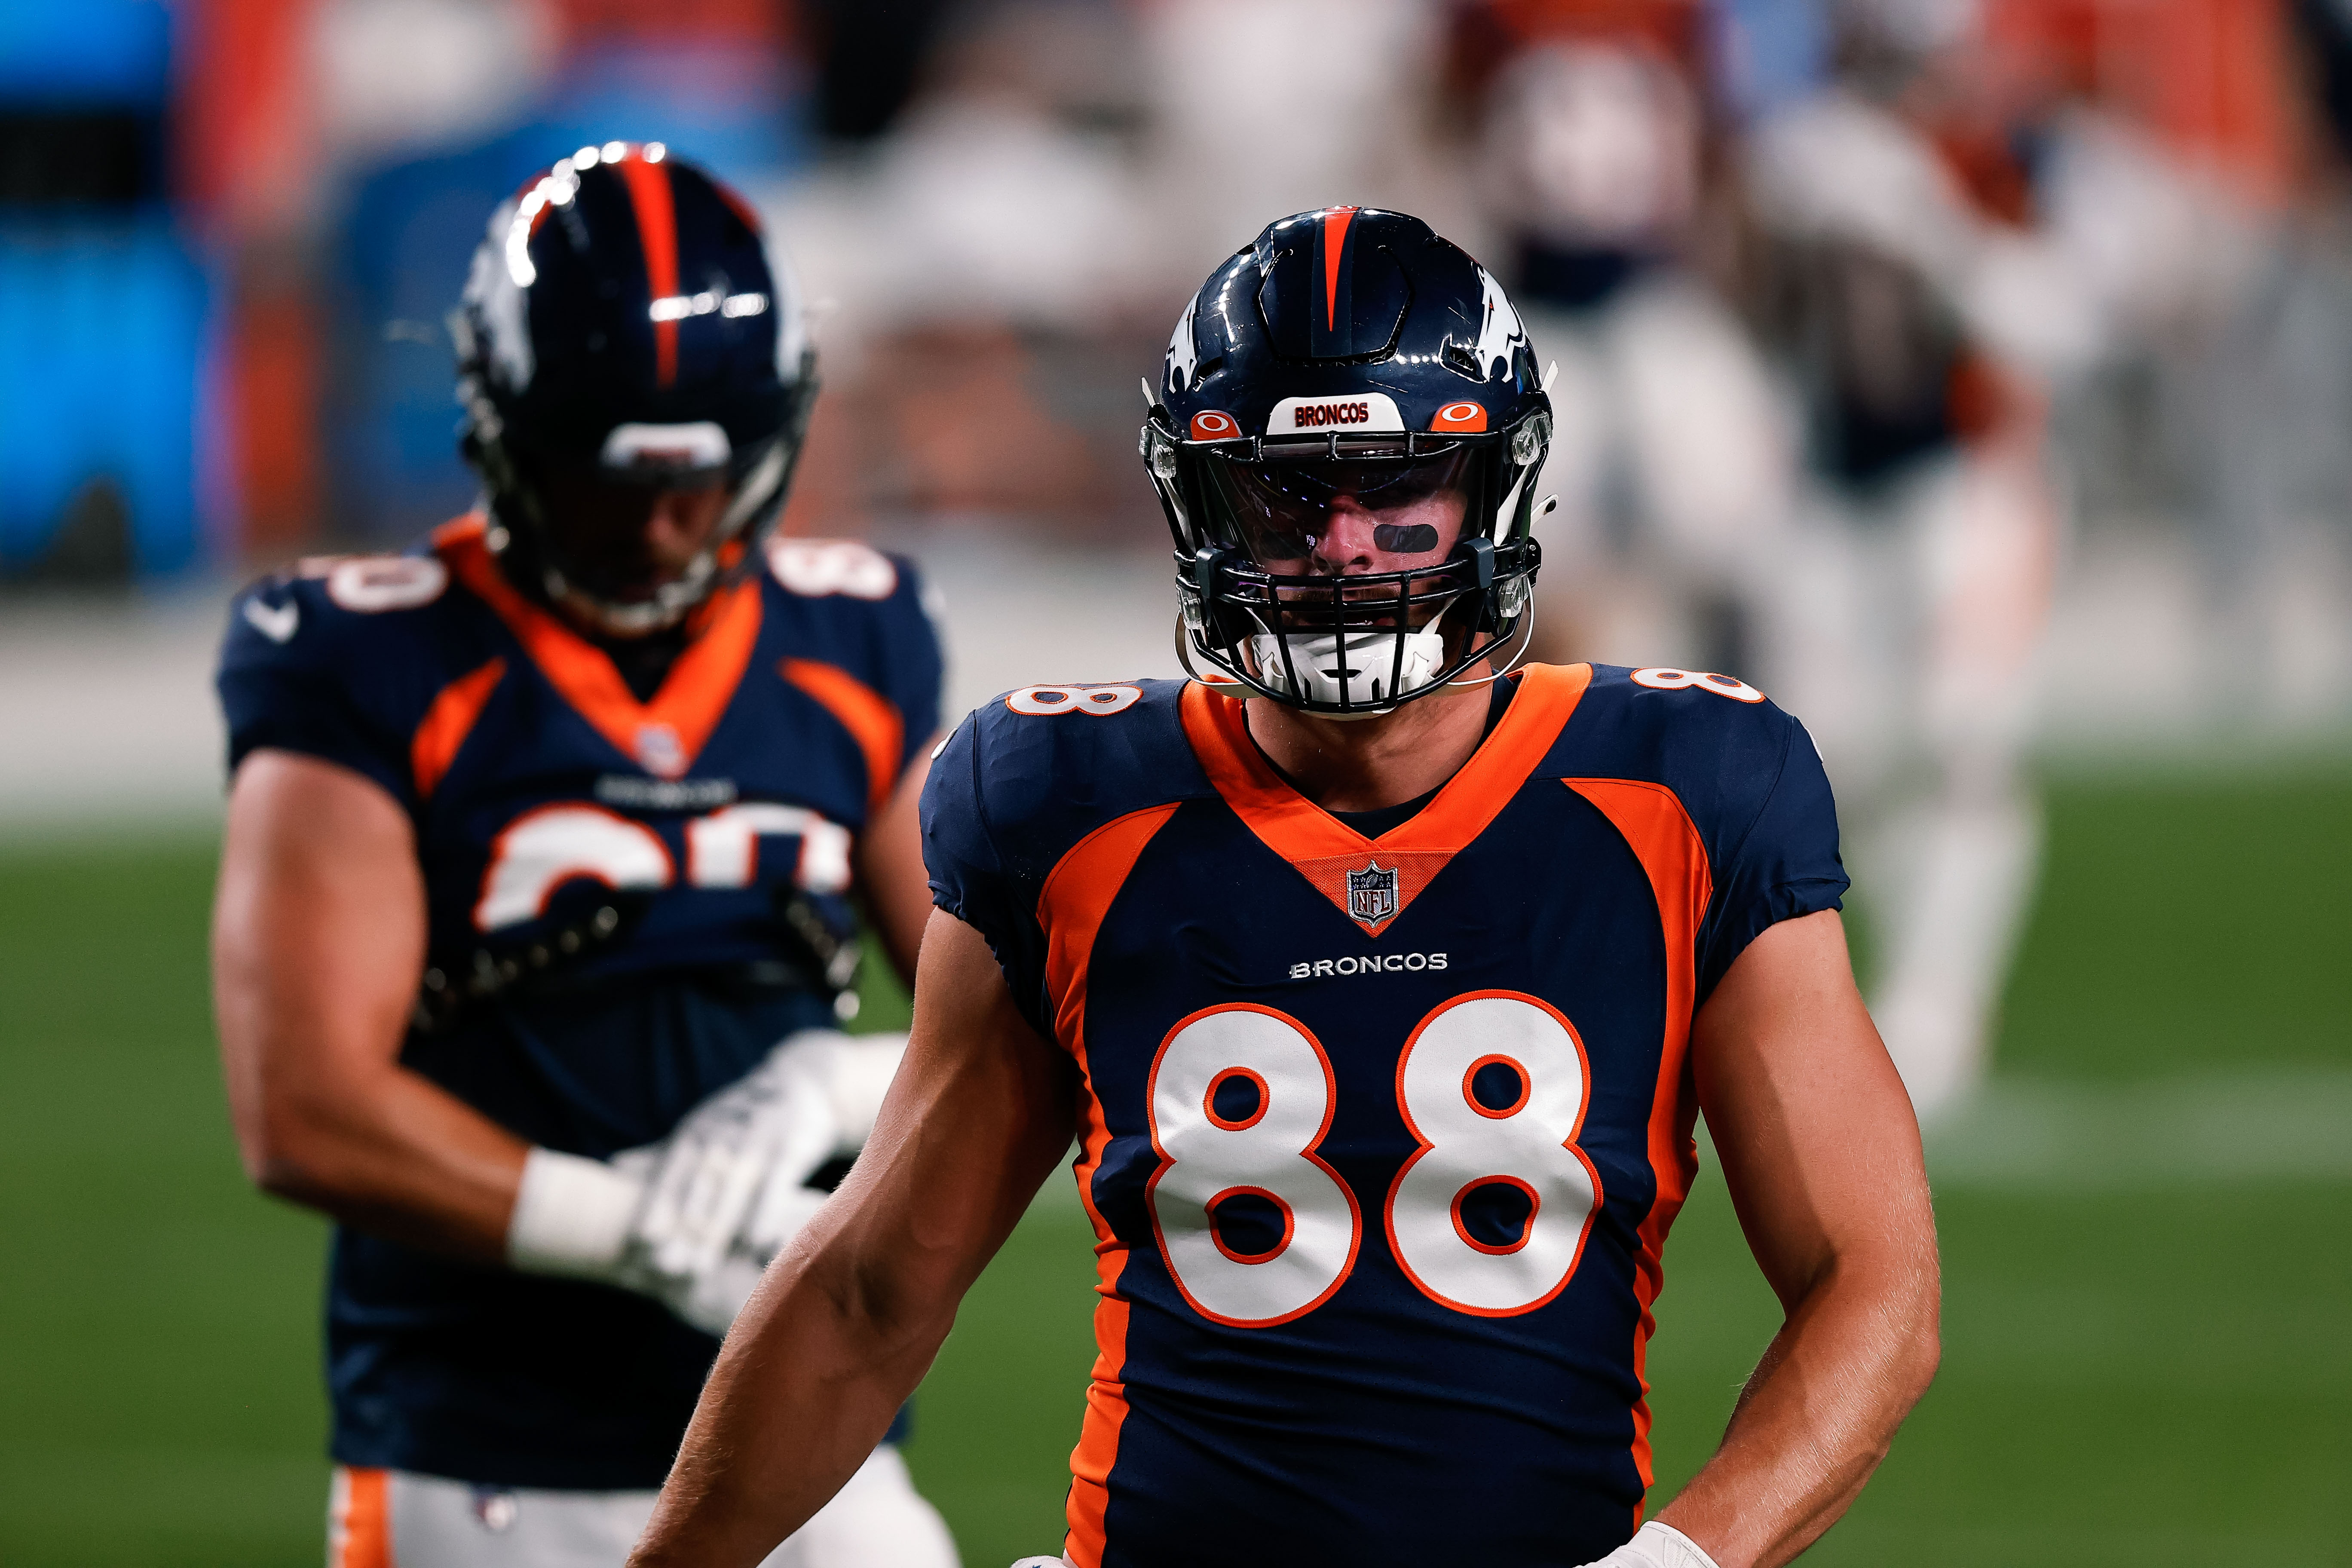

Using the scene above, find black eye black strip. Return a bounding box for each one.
[1372,523,1440,552]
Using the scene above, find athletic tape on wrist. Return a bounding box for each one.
[506,1148,646,1278]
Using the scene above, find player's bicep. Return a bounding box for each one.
[213,750,426,1166]
[824,908,1076,1320]
[1690,910,1932,1311]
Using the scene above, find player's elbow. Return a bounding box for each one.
[1912,1324,1943,1407]
[1805,1228,1942,1418]
[242,1118,337,1209]
[237,1081,364,1212]
[250,1148,332,1208]
[1907,1265,1944,1398]
[1879,1240,1943,1414]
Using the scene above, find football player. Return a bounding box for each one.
[1456,0,1802,689]
[1740,6,2061,1123]
[624,209,1939,1568]
[211,145,958,1568]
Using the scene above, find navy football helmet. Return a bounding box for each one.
[453,142,814,637]
[1143,207,1551,717]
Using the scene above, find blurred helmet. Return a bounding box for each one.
[1486,40,1700,256]
[453,142,815,637]
[1143,207,1551,718]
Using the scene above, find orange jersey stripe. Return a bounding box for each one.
[780,657,904,814]
[1037,802,1182,1568]
[1041,805,1181,1057]
[614,153,681,386]
[1562,778,1712,1507]
[435,516,762,780]
[410,656,506,802]
[1176,664,1591,934]
[1064,1099,1136,1568]
[328,1465,393,1568]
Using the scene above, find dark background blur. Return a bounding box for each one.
[0,0,2341,578]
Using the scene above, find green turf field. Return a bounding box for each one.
[2,769,2346,1566]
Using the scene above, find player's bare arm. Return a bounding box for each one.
[1646,910,1940,1568]
[630,910,1077,1568]
[214,748,527,1262]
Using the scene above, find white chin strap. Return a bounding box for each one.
[1247,626,1447,715]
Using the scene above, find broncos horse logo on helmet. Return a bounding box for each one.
[1143,206,1553,717]
[452,143,815,638]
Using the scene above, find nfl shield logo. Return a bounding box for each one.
[1347,861,1399,926]
[634,722,687,779]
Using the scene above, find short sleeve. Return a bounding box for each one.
[919,711,1052,1035]
[215,582,414,808]
[1694,717,1849,1004]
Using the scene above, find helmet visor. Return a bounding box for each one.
[1206,441,1475,576]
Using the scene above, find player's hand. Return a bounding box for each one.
[1574,1521,1723,1568]
[613,1029,908,1335]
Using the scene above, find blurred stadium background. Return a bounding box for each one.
[1,0,2347,1563]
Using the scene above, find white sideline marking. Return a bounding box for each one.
[1923,1070,2352,1190]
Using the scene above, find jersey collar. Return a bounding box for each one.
[435,516,762,779]
[1177,663,1592,936]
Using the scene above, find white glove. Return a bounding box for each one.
[506,1030,908,1335]
[505,1142,790,1336]
[1578,1521,1724,1568]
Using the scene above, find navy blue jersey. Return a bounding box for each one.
[217,517,941,1488]
[922,665,1847,1568]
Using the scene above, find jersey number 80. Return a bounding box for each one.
[1146,993,1601,1327]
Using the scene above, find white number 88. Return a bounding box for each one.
[1005,684,1145,717]
[1630,667,1765,703]
[1145,993,1601,1326]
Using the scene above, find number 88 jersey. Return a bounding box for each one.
[921,663,1848,1568]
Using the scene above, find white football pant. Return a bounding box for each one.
[1525,276,2055,1126]
[1523,278,1799,677]
[1770,447,2055,1125]
[327,1445,957,1568]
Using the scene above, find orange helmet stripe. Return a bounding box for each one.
[1322,206,1358,332]
[614,151,682,387]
